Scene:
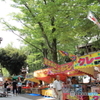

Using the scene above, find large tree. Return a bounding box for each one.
[1,0,100,70]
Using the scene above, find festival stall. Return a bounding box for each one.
[73,51,100,100]
[30,54,98,99]
[43,58,93,99]
[33,68,54,96]
[23,73,40,94]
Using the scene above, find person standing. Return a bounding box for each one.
[12,79,18,96]
[53,75,63,100]
[17,80,22,94]
[7,83,12,93]
[3,81,9,95]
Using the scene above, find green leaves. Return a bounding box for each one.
[1,0,100,70]
[0,46,27,75]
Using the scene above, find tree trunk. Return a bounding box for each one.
[51,38,58,63]
[43,48,48,58]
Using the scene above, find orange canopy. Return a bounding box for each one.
[36,76,52,83]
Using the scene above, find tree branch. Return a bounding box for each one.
[37,22,52,50]
[24,3,35,18]
[43,0,47,4]
[51,16,56,33]
[24,3,52,50]
[15,18,36,42]
[18,18,34,31]
[2,20,42,52]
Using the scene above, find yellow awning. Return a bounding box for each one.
[25,77,40,84]
[76,67,94,76]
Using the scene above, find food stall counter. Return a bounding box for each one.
[41,88,54,97]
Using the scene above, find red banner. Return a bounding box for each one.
[44,58,74,74]
[44,58,86,77]
[44,58,59,68]
[49,62,73,74]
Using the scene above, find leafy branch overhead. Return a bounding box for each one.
[1,0,100,70]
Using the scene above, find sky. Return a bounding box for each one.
[0,0,23,48]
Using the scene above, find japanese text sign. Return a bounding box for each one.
[74,52,100,69]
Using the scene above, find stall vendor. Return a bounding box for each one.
[71,77,78,84]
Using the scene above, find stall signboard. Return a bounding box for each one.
[49,62,73,74]
[88,92,100,100]
[44,58,59,68]
[60,62,73,72]
[67,95,80,100]
[44,58,86,76]
[74,52,100,69]
[48,62,85,76]
[89,96,100,100]
[63,93,89,100]
[34,68,49,77]
[44,58,73,73]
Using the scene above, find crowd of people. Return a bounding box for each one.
[3,79,22,96]
[1,75,88,99]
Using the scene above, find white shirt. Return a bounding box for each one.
[53,80,62,91]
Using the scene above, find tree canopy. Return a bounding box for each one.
[1,0,100,72]
[0,45,27,75]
